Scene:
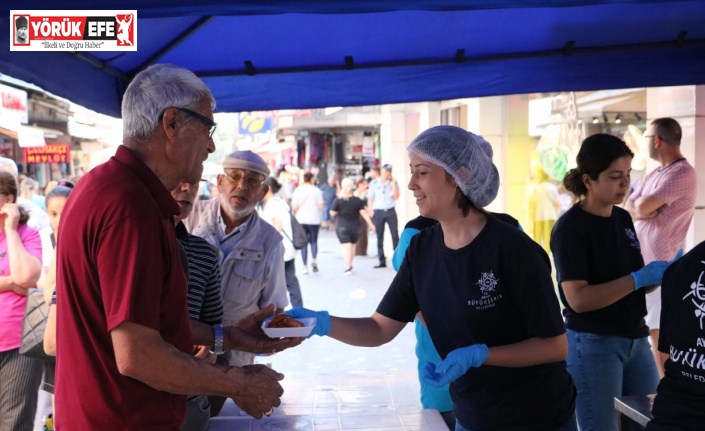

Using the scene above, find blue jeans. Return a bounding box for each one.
[455,413,577,431]
[567,330,659,431]
[300,224,320,265]
[284,259,303,307]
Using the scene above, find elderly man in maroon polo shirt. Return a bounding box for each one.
[53,64,300,430]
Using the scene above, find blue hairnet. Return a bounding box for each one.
[407,126,499,207]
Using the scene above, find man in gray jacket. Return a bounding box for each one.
[185,150,289,369]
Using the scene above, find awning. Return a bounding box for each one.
[0,126,17,140]
[2,1,705,117]
[253,141,296,155]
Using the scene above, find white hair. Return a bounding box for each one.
[337,177,354,199]
[122,64,215,141]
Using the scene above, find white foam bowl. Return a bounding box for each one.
[261,316,317,338]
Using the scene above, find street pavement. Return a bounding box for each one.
[210,228,450,430]
[267,227,418,377]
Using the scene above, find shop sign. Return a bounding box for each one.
[239,112,272,135]
[0,83,28,124]
[17,126,46,148]
[23,144,70,164]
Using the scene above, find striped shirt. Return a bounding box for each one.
[176,222,223,325]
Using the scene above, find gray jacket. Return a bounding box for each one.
[185,198,288,366]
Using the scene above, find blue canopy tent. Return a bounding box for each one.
[2,1,705,117]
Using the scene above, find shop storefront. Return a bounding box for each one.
[271,107,382,184]
[0,79,73,185]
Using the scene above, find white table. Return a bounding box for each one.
[207,408,448,430]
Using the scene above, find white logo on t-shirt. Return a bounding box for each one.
[468,271,503,310]
[682,261,705,330]
[477,271,498,298]
[625,228,640,249]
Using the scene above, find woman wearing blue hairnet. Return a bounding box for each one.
[550,134,679,431]
[287,125,577,431]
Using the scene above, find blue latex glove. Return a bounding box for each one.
[284,307,331,338]
[420,344,489,387]
[631,249,684,290]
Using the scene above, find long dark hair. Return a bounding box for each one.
[563,134,633,199]
[0,171,29,225]
[264,176,282,194]
[46,185,73,206]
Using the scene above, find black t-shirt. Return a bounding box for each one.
[404,212,519,231]
[378,216,575,430]
[551,203,648,338]
[647,241,705,431]
[330,196,365,229]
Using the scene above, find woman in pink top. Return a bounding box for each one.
[0,171,44,431]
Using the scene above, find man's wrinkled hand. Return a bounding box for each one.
[227,304,303,354]
[227,364,284,419]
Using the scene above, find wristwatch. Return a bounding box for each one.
[213,324,225,355]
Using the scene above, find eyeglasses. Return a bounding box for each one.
[176,107,217,139]
[643,134,659,140]
[159,107,217,139]
[222,171,264,189]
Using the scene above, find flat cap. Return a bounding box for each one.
[221,150,270,177]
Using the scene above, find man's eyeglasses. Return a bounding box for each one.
[176,107,217,139]
[643,134,659,140]
[160,107,217,139]
[222,171,264,189]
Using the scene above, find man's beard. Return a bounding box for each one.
[221,199,256,221]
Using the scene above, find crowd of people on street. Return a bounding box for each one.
[0,61,702,431]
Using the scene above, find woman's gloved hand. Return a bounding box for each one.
[631,249,683,290]
[421,344,489,387]
[284,307,331,338]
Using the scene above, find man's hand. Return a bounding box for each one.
[227,364,284,419]
[225,304,303,354]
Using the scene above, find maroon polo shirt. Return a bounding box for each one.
[55,146,192,430]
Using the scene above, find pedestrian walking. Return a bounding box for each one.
[368,164,400,268]
[262,177,304,307]
[329,178,375,275]
[291,172,324,274]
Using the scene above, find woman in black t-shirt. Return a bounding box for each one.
[551,134,678,431]
[287,126,577,431]
[329,178,375,275]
